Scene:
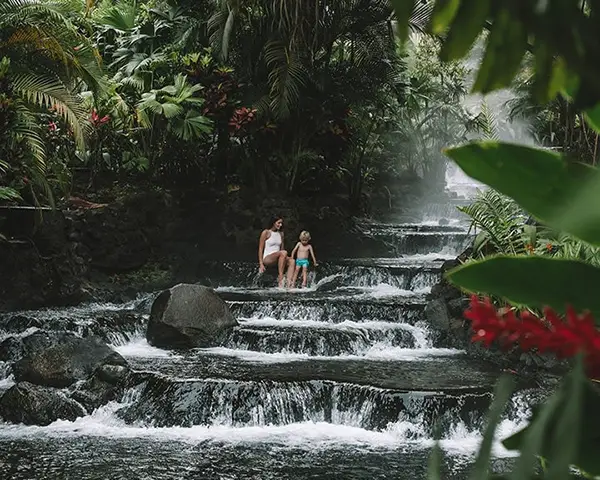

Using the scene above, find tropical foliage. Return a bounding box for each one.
[0,0,479,208]
[391,0,600,478]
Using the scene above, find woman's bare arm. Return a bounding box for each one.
[258,230,268,271]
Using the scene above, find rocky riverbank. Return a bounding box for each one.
[423,259,569,378]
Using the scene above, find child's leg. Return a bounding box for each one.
[291,266,300,287]
[301,266,308,287]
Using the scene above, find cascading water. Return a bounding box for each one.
[0,220,541,479]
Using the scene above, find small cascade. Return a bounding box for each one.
[223,320,418,355]
[116,377,495,433]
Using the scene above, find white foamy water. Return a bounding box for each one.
[0,374,15,390]
[111,337,180,358]
[238,318,414,331]
[0,393,528,459]
[197,346,463,363]
[0,326,40,341]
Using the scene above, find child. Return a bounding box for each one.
[290,231,318,288]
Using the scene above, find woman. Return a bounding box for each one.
[258,216,294,288]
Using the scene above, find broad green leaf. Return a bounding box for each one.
[440,0,490,62]
[445,142,600,246]
[545,356,584,480]
[469,375,515,480]
[508,387,563,479]
[584,103,600,134]
[504,362,600,478]
[391,0,416,42]
[473,9,527,93]
[447,256,600,319]
[429,0,460,34]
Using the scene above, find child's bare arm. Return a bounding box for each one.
[309,245,318,265]
[291,242,300,259]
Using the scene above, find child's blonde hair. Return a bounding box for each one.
[299,230,311,242]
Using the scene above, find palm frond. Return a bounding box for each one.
[0,186,22,202]
[474,100,500,141]
[264,40,307,120]
[11,101,46,171]
[459,189,530,255]
[11,72,88,150]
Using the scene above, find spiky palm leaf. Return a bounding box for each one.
[11,72,88,150]
[0,0,106,187]
[474,100,500,141]
[459,189,532,256]
[264,40,307,119]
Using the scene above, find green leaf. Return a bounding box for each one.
[504,360,600,478]
[447,256,600,319]
[473,8,527,93]
[391,0,416,42]
[429,0,460,34]
[545,356,584,480]
[0,187,22,201]
[584,103,600,134]
[427,423,443,480]
[469,375,515,480]
[440,0,490,62]
[445,142,600,246]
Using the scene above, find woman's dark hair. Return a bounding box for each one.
[267,215,284,229]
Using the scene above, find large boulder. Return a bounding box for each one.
[12,333,127,388]
[146,283,237,349]
[0,331,67,363]
[0,382,85,426]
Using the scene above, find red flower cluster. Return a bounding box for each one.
[229,107,256,133]
[465,296,600,378]
[91,109,109,127]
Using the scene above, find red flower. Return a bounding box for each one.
[465,296,600,378]
[48,121,57,132]
[228,107,257,133]
[546,243,553,252]
[525,244,535,254]
[91,109,110,127]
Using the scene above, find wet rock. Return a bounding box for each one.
[0,331,66,363]
[147,283,237,349]
[0,210,87,310]
[447,297,469,318]
[71,364,131,412]
[13,333,127,388]
[0,382,85,426]
[0,314,43,334]
[425,299,451,331]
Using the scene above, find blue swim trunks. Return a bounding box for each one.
[295,258,310,267]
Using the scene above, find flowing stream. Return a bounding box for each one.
[0,213,540,479]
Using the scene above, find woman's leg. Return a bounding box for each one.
[262,250,288,287]
[286,257,294,287]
